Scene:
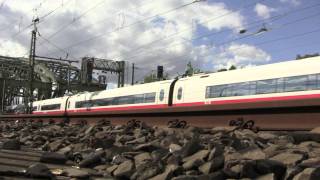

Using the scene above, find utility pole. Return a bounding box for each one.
[131,63,134,85]
[28,17,39,114]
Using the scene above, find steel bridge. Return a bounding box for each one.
[0,55,125,113]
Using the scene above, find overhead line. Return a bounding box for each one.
[44,0,209,56]
[38,34,77,60]
[116,7,320,62]
[166,26,320,69]
[44,0,106,40]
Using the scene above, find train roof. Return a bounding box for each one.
[179,56,320,82]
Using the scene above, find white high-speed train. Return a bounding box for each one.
[31,56,320,115]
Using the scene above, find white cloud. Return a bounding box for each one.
[1,0,251,82]
[254,3,276,19]
[210,43,271,70]
[0,39,27,56]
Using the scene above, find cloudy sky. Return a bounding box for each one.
[0,0,319,82]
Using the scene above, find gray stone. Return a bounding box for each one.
[299,157,320,168]
[106,165,118,174]
[182,150,209,170]
[26,163,53,178]
[40,152,67,164]
[172,175,197,180]
[257,173,275,180]
[57,145,72,155]
[311,127,320,134]
[134,142,159,152]
[270,152,304,167]
[113,160,134,178]
[85,125,95,135]
[150,164,180,180]
[79,150,105,168]
[208,144,224,161]
[48,139,63,151]
[241,159,287,179]
[2,139,21,150]
[181,137,202,158]
[169,144,182,153]
[63,168,90,178]
[134,152,152,168]
[240,147,266,160]
[134,161,161,180]
[293,168,315,180]
[198,155,224,174]
[310,167,320,180]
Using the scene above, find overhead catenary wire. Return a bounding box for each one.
[115,6,320,62]
[43,0,211,57]
[37,34,77,60]
[1,0,72,42]
[164,26,320,72]
[43,0,107,41]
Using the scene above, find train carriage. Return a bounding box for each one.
[2,56,320,130]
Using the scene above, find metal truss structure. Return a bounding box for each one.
[81,57,125,87]
[0,55,126,113]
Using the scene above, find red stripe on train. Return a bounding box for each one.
[32,93,320,115]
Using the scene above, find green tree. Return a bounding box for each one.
[143,71,169,83]
[184,61,202,76]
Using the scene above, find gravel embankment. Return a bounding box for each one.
[1,120,320,179]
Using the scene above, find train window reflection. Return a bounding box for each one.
[75,92,156,108]
[177,87,183,100]
[159,90,164,101]
[257,79,277,94]
[41,104,61,110]
[206,73,320,99]
[285,75,307,92]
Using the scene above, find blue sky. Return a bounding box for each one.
[0,0,319,82]
[205,0,320,64]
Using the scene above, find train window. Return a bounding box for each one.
[317,74,320,89]
[159,90,164,101]
[276,78,285,93]
[68,101,70,108]
[216,85,233,97]
[75,92,156,108]
[41,104,61,111]
[249,81,257,95]
[233,82,251,96]
[257,79,277,94]
[206,73,320,99]
[177,87,183,100]
[32,106,37,111]
[145,93,156,103]
[284,75,307,92]
[307,74,317,90]
[133,94,144,104]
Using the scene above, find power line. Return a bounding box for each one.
[116,6,320,62]
[37,34,77,60]
[1,0,69,41]
[64,0,159,36]
[168,26,320,71]
[110,0,267,61]
[43,0,106,40]
[37,0,74,24]
[44,0,208,57]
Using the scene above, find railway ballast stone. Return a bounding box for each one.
[2,139,21,150]
[3,120,320,179]
[40,152,67,164]
[26,163,53,178]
